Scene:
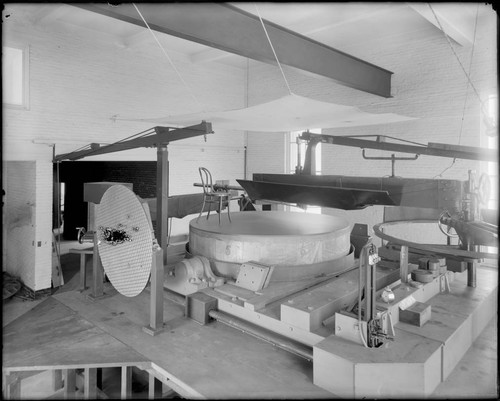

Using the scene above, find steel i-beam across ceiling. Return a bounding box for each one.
[70,3,392,97]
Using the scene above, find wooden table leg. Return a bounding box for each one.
[80,254,87,292]
[88,233,104,300]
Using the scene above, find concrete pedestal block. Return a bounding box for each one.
[186,292,217,325]
[313,329,442,398]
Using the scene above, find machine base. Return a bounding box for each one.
[313,265,497,397]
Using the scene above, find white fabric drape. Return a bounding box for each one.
[125,93,416,132]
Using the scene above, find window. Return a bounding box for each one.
[481,94,498,210]
[287,129,322,214]
[288,130,322,175]
[2,45,29,109]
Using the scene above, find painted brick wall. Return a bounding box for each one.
[245,8,497,245]
[2,5,246,290]
[244,61,289,179]
[34,161,53,290]
[3,161,37,289]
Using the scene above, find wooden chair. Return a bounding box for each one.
[197,167,233,224]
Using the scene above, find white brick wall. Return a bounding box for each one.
[245,8,497,246]
[2,5,496,290]
[2,5,246,289]
[3,161,37,289]
[34,161,53,290]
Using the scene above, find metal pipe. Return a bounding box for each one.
[208,310,313,361]
[193,183,244,191]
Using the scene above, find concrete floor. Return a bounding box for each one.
[3,247,498,399]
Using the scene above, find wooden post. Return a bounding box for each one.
[52,369,63,392]
[88,232,104,300]
[143,247,165,336]
[5,373,21,399]
[120,366,132,400]
[88,202,96,232]
[79,253,87,292]
[84,368,97,399]
[148,373,162,399]
[400,245,409,283]
[156,145,169,265]
[64,369,76,399]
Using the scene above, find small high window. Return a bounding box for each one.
[287,129,322,214]
[2,45,29,109]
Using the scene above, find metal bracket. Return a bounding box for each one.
[362,150,418,177]
[234,261,274,292]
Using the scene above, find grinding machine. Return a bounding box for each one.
[62,127,497,398]
[163,133,497,397]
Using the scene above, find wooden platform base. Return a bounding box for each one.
[3,282,332,399]
[313,265,497,397]
[2,264,496,399]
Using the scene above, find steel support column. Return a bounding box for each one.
[156,146,169,265]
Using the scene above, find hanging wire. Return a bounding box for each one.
[456,4,479,147]
[132,3,205,111]
[431,3,480,179]
[253,3,293,96]
[433,159,457,179]
[428,3,490,120]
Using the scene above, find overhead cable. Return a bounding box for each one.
[132,3,205,112]
[254,3,293,96]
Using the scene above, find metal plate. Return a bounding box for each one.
[96,185,153,297]
[234,262,272,292]
[237,179,395,210]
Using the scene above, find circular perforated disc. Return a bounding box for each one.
[96,185,153,297]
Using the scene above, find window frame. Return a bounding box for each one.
[3,43,30,110]
[480,94,498,211]
[287,129,322,214]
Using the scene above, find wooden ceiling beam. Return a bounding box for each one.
[70,3,392,97]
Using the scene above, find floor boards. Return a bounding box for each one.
[3,297,149,371]
[3,250,497,399]
[52,288,332,399]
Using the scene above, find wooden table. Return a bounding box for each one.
[68,247,93,292]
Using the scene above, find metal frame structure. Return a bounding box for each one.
[54,122,213,257]
[54,122,212,335]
